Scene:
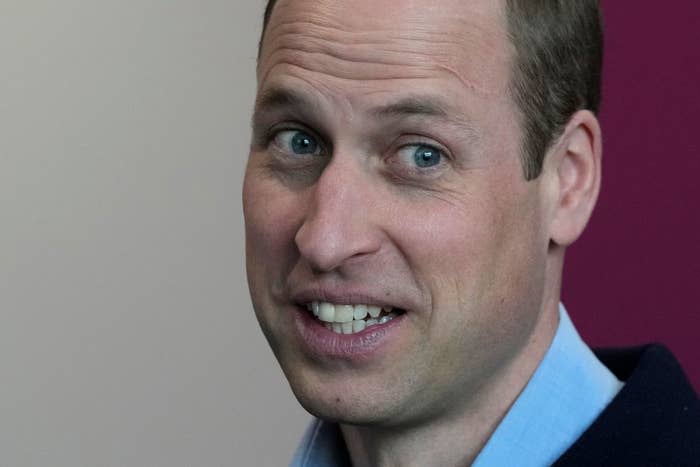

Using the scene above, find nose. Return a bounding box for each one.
[294,157,382,273]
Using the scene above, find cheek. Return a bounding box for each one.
[389,198,502,301]
[390,181,545,323]
[392,193,547,384]
[243,167,305,292]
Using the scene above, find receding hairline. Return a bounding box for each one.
[257,0,604,180]
[258,0,510,60]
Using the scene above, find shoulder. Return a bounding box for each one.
[554,344,700,466]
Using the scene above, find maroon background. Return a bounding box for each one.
[564,1,699,391]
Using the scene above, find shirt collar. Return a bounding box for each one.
[290,415,350,467]
[472,304,623,466]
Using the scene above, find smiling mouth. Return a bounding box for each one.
[305,301,404,335]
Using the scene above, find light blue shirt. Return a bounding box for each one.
[290,304,623,467]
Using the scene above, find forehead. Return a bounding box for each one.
[258,0,514,99]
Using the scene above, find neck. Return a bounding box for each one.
[340,294,561,467]
[340,407,499,467]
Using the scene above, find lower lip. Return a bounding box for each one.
[293,306,406,361]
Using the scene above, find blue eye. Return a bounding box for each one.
[291,131,318,154]
[273,130,320,156]
[412,145,442,168]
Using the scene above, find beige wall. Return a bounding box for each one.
[0,2,307,465]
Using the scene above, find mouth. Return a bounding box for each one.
[304,301,405,335]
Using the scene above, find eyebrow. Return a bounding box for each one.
[253,87,478,139]
[371,96,479,138]
[254,87,318,117]
[372,97,450,119]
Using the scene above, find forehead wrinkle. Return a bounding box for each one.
[260,22,444,82]
[259,54,436,90]
[267,16,472,65]
[259,4,512,97]
[260,46,504,99]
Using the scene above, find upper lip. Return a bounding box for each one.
[290,286,409,311]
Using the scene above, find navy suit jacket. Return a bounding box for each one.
[553,345,700,466]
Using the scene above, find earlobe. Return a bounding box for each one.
[548,110,602,247]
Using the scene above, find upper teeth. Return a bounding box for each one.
[306,301,394,323]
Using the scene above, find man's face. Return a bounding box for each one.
[244,0,554,426]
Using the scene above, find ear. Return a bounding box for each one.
[546,110,603,247]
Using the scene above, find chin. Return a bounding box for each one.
[287,374,398,426]
[297,395,388,426]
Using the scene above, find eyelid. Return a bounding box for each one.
[393,135,452,160]
[266,122,314,141]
